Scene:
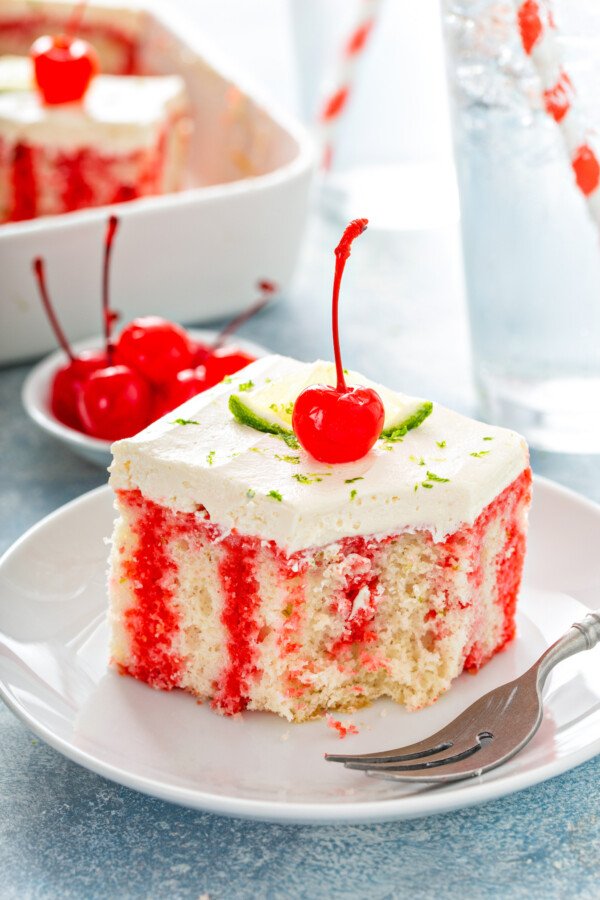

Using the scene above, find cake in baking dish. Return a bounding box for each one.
[0,56,190,222]
[108,354,531,722]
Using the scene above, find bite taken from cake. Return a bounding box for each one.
[107,221,532,722]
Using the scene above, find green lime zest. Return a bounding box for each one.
[268,490,283,502]
[292,473,327,485]
[172,418,200,426]
[229,395,299,449]
[426,470,449,483]
[381,401,433,442]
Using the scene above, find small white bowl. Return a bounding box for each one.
[22,329,270,470]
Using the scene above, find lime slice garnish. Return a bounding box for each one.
[380,400,433,442]
[229,362,432,446]
[228,395,299,448]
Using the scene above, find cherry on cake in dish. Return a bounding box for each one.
[0,55,190,222]
[108,221,532,721]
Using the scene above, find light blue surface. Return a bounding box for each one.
[2,216,600,899]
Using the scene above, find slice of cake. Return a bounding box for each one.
[0,56,190,222]
[108,354,531,721]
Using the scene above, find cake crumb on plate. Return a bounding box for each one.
[326,715,359,739]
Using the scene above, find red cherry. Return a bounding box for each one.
[203,348,256,387]
[198,279,274,382]
[115,317,192,386]
[51,349,108,428]
[292,218,385,464]
[153,366,208,418]
[31,34,99,105]
[190,340,212,367]
[292,386,384,463]
[32,255,107,427]
[150,389,175,422]
[77,365,152,440]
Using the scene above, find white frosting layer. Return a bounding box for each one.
[110,355,530,554]
[0,66,187,152]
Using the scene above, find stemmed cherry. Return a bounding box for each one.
[30,1,99,105]
[292,219,384,463]
[197,280,275,386]
[152,280,276,416]
[33,257,107,428]
[34,216,152,441]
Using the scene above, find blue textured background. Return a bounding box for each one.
[2,218,600,898]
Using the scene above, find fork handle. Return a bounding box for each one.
[536,611,600,687]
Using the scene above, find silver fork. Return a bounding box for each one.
[325,611,600,783]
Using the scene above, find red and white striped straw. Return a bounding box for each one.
[318,0,383,170]
[515,0,600,230]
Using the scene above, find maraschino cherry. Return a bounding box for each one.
[33,257,107,428]
[31,35,99,105]
[196,280,275,387]
[292,219,384,463]
[78,364,151,440]
[115,317,193,386]
[31,0,98,105]
[152,365,208,419]
[77,217,153,439]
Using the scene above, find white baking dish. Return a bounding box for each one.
[0,0,315,365]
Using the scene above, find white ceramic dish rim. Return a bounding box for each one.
[21,329,270,455]
[0,475,599,824]
[0,1,316,241]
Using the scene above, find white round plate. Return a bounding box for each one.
[21,329,270,469]
[1,476,600,824]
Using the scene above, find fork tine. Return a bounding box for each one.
[343,734,485,771]
[362,734,502,783]
[325,726,457,765]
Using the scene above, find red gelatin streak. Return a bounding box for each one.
[215,536,262,715]
[116,490,265,714]
[117,490,185,689]
[10,142,36,221]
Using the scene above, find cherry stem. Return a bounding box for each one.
[32,258,74,361]
[332,218,368,391]
[211,280,276,351]
[103,215,119,363]
[66,1,88,39]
